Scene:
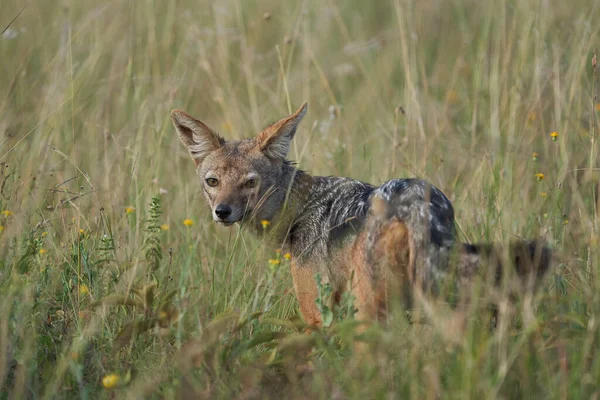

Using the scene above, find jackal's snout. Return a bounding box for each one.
[214,204,232,220]
[211,202,246,226]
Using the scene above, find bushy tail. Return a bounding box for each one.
[366,186,553,292]
[457,240,552,290]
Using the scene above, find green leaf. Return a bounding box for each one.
[321,307,334,327]
[202,311,238,345]
[245,331,288,350]
[262,317,297,331]
[143,283,158,310]
[158,289,179,312]
[232,311,263,334]
[262,316,306,332]
[275,334,317,357]
[287,314,307,331]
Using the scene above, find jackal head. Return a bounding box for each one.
[171,103,307,227]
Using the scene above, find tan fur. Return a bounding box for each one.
[351,219,411,322]
[171,103,552,334]
[171,104,310,229]
[171,109,225,166]
[290,259,322,327]
[256,102,307,161]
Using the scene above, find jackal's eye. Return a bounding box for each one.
[244,178,257,189]
[205,178,219,187]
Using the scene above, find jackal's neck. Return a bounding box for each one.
[248,163,314,246]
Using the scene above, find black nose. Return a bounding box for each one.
[214,204,232,219]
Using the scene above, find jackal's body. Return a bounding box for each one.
[278,175,451,281]
[171,103,550,326]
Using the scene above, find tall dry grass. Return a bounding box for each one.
[1,0,599,398]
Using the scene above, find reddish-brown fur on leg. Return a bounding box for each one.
[291,260,322,328]
[352,218,411,322]
[351,232,378,322]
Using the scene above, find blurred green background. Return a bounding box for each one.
[1,0,599,398]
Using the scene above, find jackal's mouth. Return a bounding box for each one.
[216,220,237,227]
[213,208,253,227]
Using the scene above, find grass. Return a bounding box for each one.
[1,0,599,398]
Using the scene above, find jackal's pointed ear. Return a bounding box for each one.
[256,102,307,161]
[171,109,225,166]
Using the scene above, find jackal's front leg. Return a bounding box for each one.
[290,260,322,327]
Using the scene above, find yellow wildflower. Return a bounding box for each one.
[183,219,193,226]
[39,249,46,255]
[540,192,548,198]
[532,152,538,162]
[160,224,169,231]
[1,210,12,217]
[79,229,85,234]
[261,220,270,229]
[79,284,89,296]
[550,131,559,141]
[268,259,280,265]
[42,231,48,237]
[535,173,545,181]
[0,226,4,232]
[102,374,121,389]
[563,219,569,225]
[283,253,292,260]
[125,206,135,214]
